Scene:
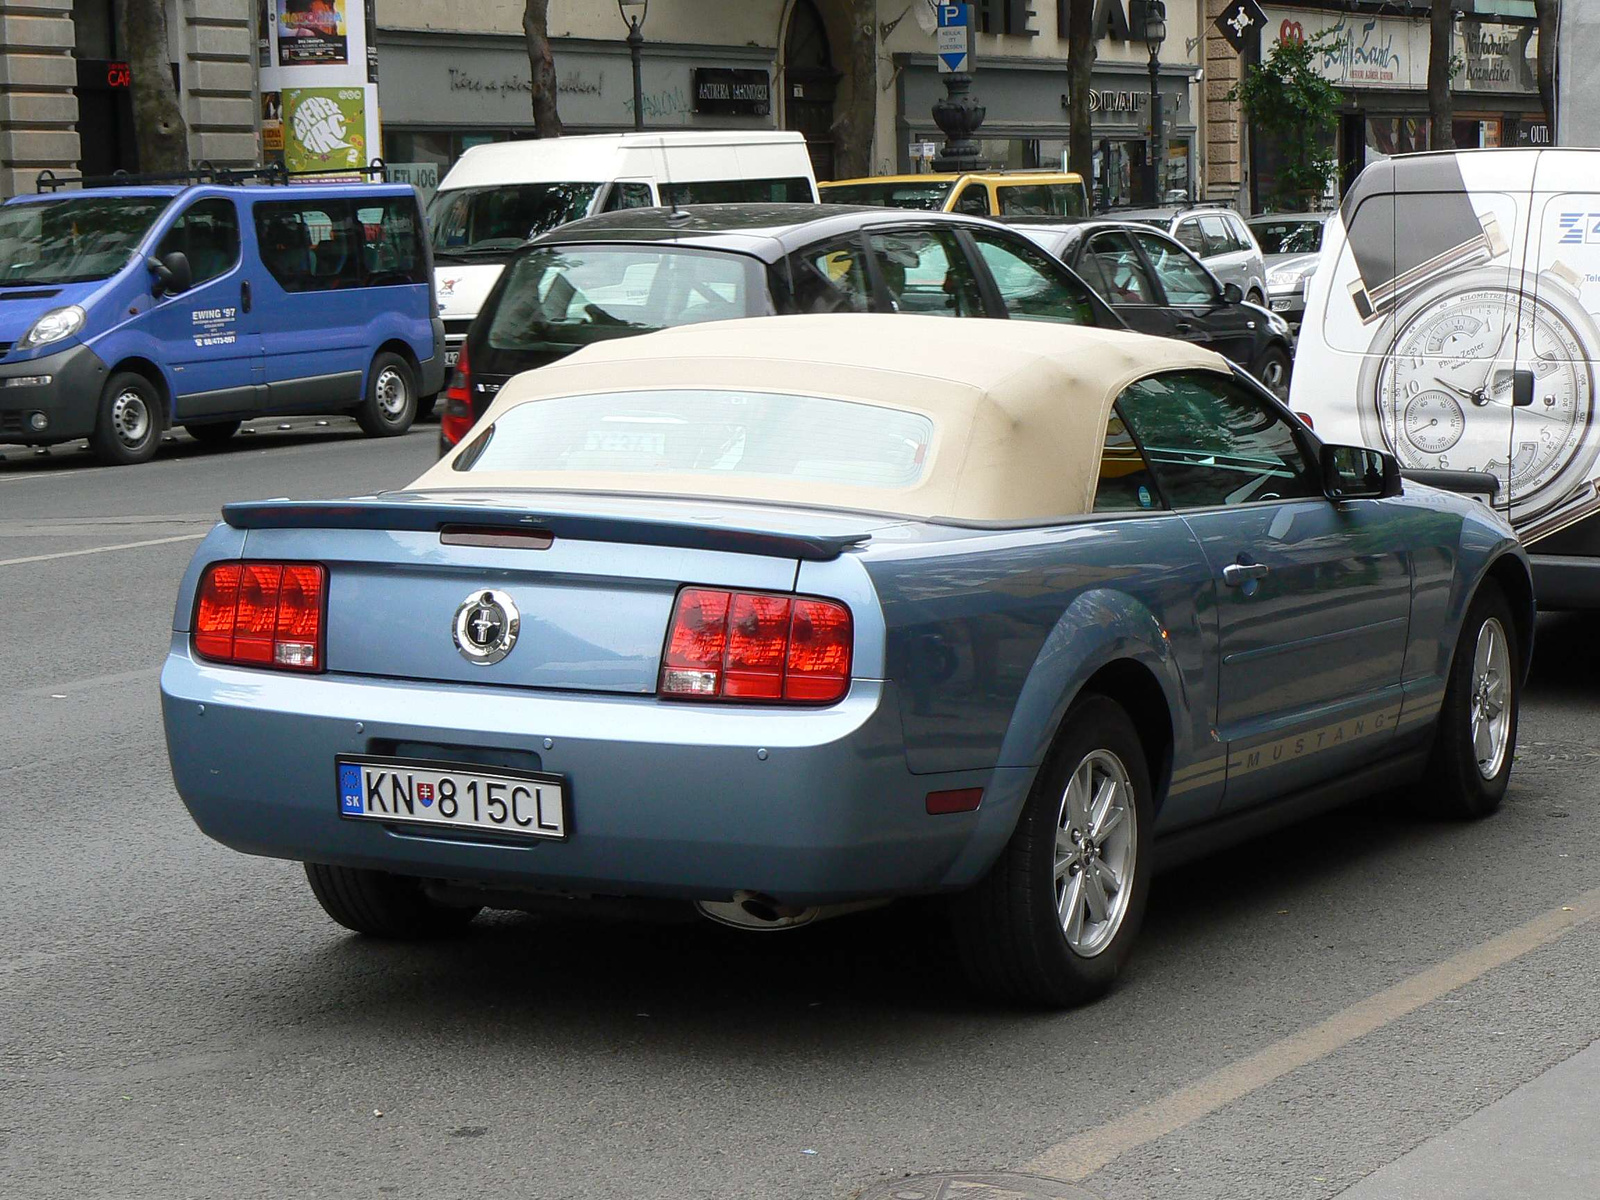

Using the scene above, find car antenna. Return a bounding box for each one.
[659,136,691,224]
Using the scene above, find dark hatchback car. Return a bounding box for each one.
[439,204,1121,450]
[1011,219,1294,399]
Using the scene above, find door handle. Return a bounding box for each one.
[1222,562,1270,587]
[1173,320,1194,334]
[240,279,252,314]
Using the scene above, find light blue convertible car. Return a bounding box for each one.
[160,314,1532,1006]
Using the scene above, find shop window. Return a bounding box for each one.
[156,199,240,288]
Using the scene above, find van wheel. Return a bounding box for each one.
[90,371,162,465]
[356,352,417,437]
[948,694,1153,1007]
[184,420,240,446]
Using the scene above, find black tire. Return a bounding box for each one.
[1414,581,1520,819]
[1247,287,1265,306]
[303,863,480,938]
[90,370,162,465]
[415,393,439,422]
[1253,345,1292,400]
[949,694,1154,1007]
[184,420,240,446]
[354,351,417,437]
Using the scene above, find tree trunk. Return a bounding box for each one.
[1535,0,1558,135]
[115,0,188,174]
[831,0,878,180]
[1429,1,1455,151]
[1065,0,1096,197]
[522,0,562,138]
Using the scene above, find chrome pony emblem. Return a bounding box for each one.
[453,589,520,665]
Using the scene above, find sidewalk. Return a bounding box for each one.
[1336,1037,1600,1199]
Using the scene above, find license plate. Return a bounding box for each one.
[337,756,566,841]
[444,349,460,368]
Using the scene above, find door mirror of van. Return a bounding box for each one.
[1220,280,1244,306]
[1321,443,1401,501]
[148,251,192,297]
[1511,368,1536,407]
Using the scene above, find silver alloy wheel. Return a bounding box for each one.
[1470,616,1512,780]
[110,388,150,447]
[1053,748,1137,958]
[374,365,409,419]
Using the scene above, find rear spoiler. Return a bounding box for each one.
[221,497,871,562]
[1401,469,1500,499]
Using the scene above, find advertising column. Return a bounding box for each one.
[258,0,381,177]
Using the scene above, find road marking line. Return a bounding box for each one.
[1027,882,1600,1182]
[0,532,204,567]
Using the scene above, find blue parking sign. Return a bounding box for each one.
[937,3,970,73]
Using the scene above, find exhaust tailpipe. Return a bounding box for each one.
[694,890,888,931]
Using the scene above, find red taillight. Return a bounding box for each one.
[441,344,474,447]
[659,587,852,704]
[192,560,326,671]
[1295,410,1314,429]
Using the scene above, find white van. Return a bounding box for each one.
[1292,148,1600,607]
[426,130,819,364]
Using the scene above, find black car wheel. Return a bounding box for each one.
[949,694,1153,1006]
[90,370,162,466]
[304,863,481,937]
[1253,345,1292,401]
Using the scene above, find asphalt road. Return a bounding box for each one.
[3,418,1599,1200]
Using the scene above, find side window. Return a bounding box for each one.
[953,184,990,216]
[1084,231,1157,305]
[254,201,361,292]
[789,237,873,313]
[867,228,984,317]
[355,199,427,287]
[1132,231,1216,306]
[602,182,655,212]
[1198,215,1235,258]
[156,198,240,288]
[1174,219,1205,254]
[659,177,812,205]
[968,229,1096,324]
[1115,371,1321,508]
[1094,404,1163,512]
[1227,214,1255,252]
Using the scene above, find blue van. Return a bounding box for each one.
[0,180,445,464]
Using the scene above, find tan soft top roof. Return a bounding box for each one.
[411,314,1230,522]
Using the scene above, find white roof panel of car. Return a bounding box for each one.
[410,314,1232,523]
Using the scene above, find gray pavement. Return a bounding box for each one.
[2,419,1600,1200]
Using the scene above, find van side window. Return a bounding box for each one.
[659,177,813,205]
[254,201,362,292]
[602,183,655,211]
[355,199,427,287]
[156,199,240,288]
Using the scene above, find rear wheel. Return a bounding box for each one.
[184,420,240,446]
[303,863,480,938]
[949,694,1152,1006]
[90,371,162,465]
[1413,581,1519,819]
[355,352,417,437]
[1247,287,1265,306]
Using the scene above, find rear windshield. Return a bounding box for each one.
[485,245,766,354]
[821,182,953,211]
[997,183,1087,218]
[426,184,600,261]
[459,388,935,489]
[0,195,171,286]
[1249,219,1324,255]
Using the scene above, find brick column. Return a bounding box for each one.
[179,0,256,165]
[0,0,79,198]
[1203,0,1242,206]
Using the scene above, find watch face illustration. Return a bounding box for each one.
[1358,268,1599,523]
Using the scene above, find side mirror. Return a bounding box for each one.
[1321,443,1402,501]
[148,250,192,296]
[1220,281,1244,306]
[1511,368,1536,407]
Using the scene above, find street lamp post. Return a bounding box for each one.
[619,0,648,131]
[1144,0,1167,204]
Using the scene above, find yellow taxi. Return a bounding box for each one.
[820,171,1088,218]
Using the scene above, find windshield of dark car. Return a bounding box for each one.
[485,245,766,354]
[1249,219,1324,255]
[821,182,953,211]
[426,184,601,260]
[0,196,171,286]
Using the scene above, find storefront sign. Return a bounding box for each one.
[1214,0,1268,54]
[77,60,131,91]
[386,161,439,203]
[692,68,771,116]
[1266,7,1426,90]
[1455,19,1538,96]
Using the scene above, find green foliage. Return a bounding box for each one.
[1229,34,1342,211]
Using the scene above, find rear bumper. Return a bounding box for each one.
[0,342,110,445]
[159,641,1031,905]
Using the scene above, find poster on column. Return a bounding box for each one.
[284,87,366,175]
[278,0,348,65]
